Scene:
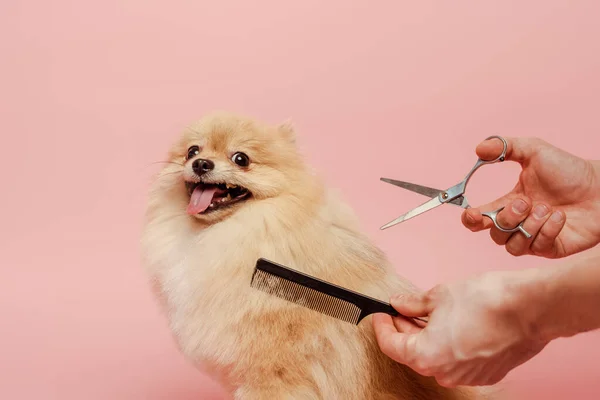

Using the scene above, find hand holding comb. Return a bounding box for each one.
[250,258,428,325]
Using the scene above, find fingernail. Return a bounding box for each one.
[550,211,563,223]
[512,199,528,214]
[533,204,549,219]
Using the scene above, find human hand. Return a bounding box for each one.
[462,137,600,258]
[372,271,548,387]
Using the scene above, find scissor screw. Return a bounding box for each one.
[442,192,449,199]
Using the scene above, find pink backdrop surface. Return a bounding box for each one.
[1,1,599,399]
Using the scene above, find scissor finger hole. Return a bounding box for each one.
[482,208,532,238]
[482,135,508,163]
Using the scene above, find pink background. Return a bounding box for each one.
[1,1,599,399]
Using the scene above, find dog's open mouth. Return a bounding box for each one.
[185,181,251,215]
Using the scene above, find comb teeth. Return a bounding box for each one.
[251,269,362,324]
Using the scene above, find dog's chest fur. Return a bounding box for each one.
[146,204,327,364]
[153,225,257,359]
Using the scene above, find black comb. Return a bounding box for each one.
[250,258,428,325]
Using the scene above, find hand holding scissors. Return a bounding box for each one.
[380,136,532,238]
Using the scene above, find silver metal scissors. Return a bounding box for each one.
[379,135,532,238]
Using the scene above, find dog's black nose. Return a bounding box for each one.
[192,158,215,175]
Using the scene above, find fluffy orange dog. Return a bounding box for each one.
[141,112,491,399]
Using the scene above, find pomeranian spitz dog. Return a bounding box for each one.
[141,112,490,399]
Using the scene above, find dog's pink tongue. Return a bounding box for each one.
[187,186,217,215]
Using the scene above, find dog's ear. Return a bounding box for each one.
[277,118,296,144]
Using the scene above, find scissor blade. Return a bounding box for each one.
[380,177,465,207]
[380,196,444,230]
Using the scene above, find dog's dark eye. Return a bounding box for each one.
[231,152,250,167]
[186,146,200,160]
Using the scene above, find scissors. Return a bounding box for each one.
[379,135,532,238]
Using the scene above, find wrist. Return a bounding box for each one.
[504,268,557,343]
[513,250,600,343]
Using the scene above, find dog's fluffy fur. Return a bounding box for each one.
[141,112,489,399]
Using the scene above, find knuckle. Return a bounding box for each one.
[531,233,552,252]
[528,137,546,148]
[530,242,545,253]
[436,376,457,388]
[412,349,441,375]
[377,340,394,358]
[426,284,448,302]
[414,359,432,375]
[529,137,542,145]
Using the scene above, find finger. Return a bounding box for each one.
[462,200,508,232]
[461,208,486,232]
[372,313,418,365]
[390,292,434,318]
[492,197,531,241]
[489,227,512,246]
[504,203,551,256]
[392,315,423,334]
[476,136,540,164]
[461,192,524,233]
[484,197,530,245]
[530,210,566,257]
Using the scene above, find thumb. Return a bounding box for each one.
[476,136,538,164]
[390,292,433,318]
[372,313,422,366]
